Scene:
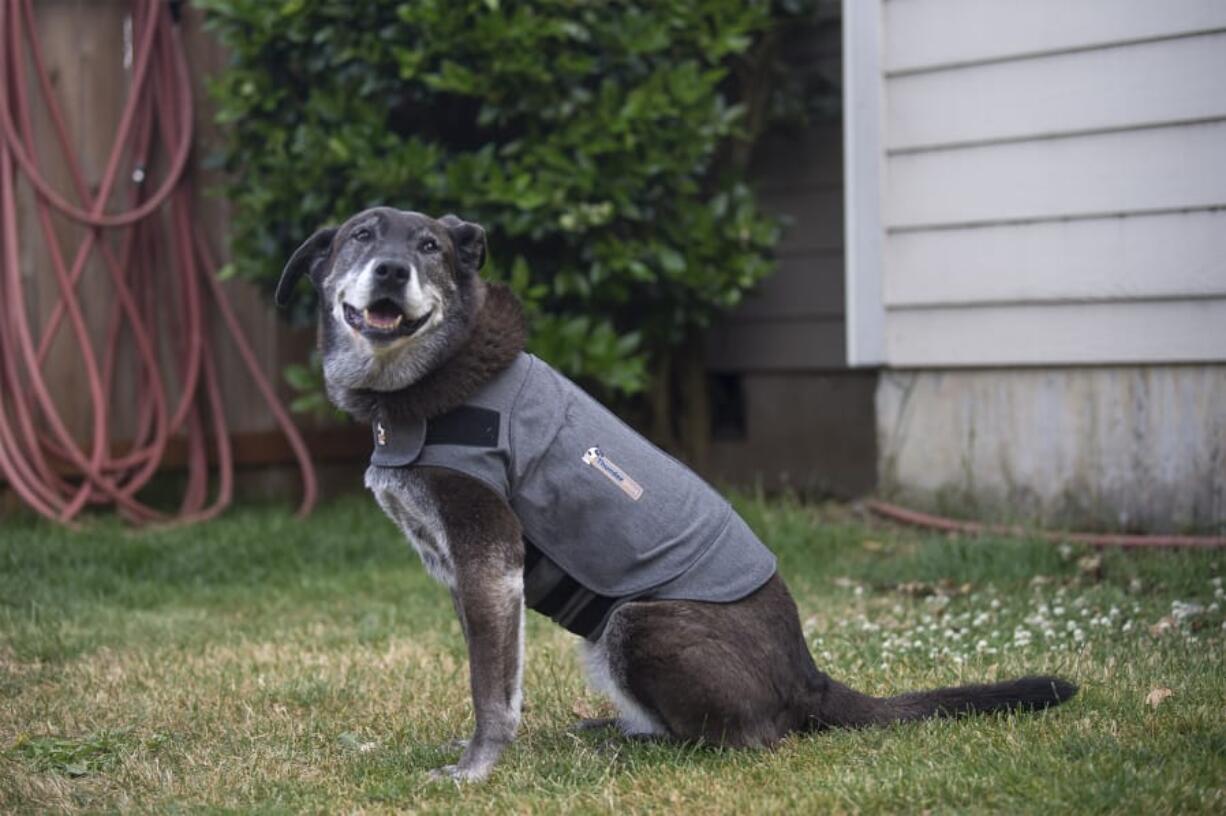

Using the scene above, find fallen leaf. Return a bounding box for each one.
[63,762,89,778]
[1149,616,1178,637]
[1077,554,1104,580]
[861,539,885,552]
[1145,687,1174,709]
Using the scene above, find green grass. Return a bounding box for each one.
[2,495,1224,813]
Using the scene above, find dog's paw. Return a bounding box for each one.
[427,763,490,784]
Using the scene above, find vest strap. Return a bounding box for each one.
[523,538,618,641]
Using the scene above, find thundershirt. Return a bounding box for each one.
[370,353,778,640]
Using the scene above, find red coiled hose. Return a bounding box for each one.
[0,0,317,526]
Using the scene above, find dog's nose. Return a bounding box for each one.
[373,262,412,284]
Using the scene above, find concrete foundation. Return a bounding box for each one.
[876,365,1226,533]
[708,371,877,498]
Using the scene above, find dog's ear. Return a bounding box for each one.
[439,214,487,274]
[276,226,339,307]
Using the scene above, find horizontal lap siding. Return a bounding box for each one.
[708,135,846,370]
[883,0,1226,74]
[885,299,1226,367]
[708,11,847,372]
[887,32,1226,150]
[885,211,1226,307]
[878,1,1226,366]
[886,121,1226,228]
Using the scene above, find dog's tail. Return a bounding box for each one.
[809,674,1077,730]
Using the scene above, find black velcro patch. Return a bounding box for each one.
[424,406,500,448]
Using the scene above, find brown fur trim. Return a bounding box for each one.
[344,283,527,423]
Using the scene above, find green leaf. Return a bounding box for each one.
[658,247,687,274]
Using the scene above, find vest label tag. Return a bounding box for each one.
[582,446,643,501]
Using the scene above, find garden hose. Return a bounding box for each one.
[865,500,1226,549]
[0,0,317,526]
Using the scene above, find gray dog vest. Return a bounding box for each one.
[370,353,777,640]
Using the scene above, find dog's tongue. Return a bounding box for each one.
[364,300,403,330]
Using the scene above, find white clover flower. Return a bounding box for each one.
[1122,620,1133,632]
[990,598,1002,610]
[1171,601,1205,622]
[975,639,989,652]
[1072,629,1085,643]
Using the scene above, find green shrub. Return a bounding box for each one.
[201,0,812,430]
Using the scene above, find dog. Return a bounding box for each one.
[276,207,1077,782]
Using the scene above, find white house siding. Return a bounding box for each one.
[878,0,1226,366]
[846,0,1226,530]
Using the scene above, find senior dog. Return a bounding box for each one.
[277,207,1076,782]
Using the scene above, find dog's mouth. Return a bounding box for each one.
[342,299,433,341]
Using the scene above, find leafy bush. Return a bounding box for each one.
[201,0,811,420]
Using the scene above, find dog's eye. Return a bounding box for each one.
[419,237,440,253]
[352,227,373,243]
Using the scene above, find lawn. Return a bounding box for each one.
[2,494,1223,813]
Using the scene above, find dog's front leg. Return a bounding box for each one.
[430,564,524,783]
